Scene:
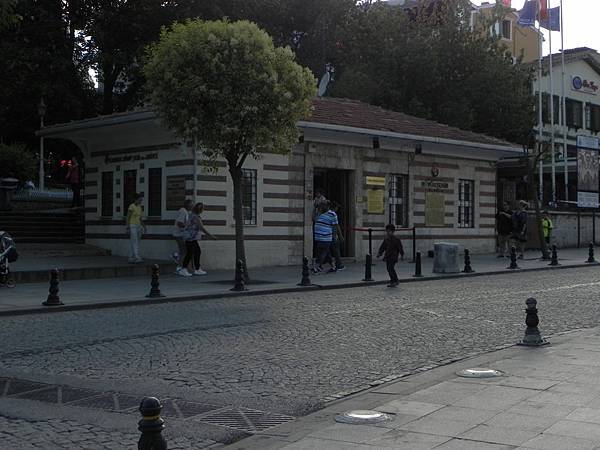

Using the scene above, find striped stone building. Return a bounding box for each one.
[38,98,521,269]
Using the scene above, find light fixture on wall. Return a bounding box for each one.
[372,137,380,149]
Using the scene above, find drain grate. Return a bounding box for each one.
[160,399,222,419]
[5,379,49,396]
[68,392,141,412]
[61,387,98,404]
[199,408,294,433]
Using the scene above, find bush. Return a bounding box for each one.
[0,143,37,182]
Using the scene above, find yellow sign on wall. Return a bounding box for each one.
[425,192,445,227]
[366,176,386,186]
[367,189,385,214]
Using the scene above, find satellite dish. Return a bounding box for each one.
[317,72,331,97]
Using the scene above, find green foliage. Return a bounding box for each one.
[331,0,536,145]
[0,0,20,31]
[144,19,316,166]
[0,143,37,181]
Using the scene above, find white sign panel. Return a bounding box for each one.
[572,76,599,95]
[578,135,600,150]
[578,191,599,208]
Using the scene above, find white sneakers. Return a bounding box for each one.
[176,267,207,277]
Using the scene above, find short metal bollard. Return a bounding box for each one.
[587,242,596,263]
[231,259,247,291]
[462,249,474,274]
[298,256,312,286]
[507,246,519,270]
[146,264,165,298]
[518,297,548,346]
[413,251,423,278]
[548,245,560,266]
[363,254,373,282]
[42,268,63,306]
[138,397,167,450]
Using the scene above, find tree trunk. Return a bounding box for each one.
[229,164,248,281]
[101,62,121,115]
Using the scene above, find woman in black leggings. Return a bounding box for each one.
[179,202,217,276]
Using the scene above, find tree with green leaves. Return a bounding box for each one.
[144,19,315,273]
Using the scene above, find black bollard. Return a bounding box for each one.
[42,268,63,306]
[231,259,247,291]
[413,251,423,278]
[548,244,559,266]
[363,254,373,282]
[462,249,474,274]
[518,298,548,346]
[507,246,520,270]
[587,242,596,263]
[297,256,312,286]
[138,397,167,450]
[146,264,165,298]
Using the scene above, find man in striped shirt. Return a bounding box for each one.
[313,202,339,273]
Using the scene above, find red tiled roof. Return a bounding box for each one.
[306,97,517,148]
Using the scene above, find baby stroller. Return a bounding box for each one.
[0,231,17,288]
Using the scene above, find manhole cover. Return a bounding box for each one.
[456,368,504,378]
[335,410,391,425]
[199,408,294,433]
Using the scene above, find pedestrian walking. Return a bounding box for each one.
[66,156,82,208]
[312,189,328,221]
[542,211,554,246]
[313,202,337,273]
[179,202,217,277]
[496,201,513,257]
[125,193,145,263]
[377,224,404,287]
[328,202,345,271]
[172,199,193,272]
[511,200,528,260]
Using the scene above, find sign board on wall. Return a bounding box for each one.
[166,175,187,211]
[425,192,445,226]
[367,189,385,214]
[572,76,598,96]
[366,176,386,186]
[577,144,599,208]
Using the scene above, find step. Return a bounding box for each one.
[17,244,111,258]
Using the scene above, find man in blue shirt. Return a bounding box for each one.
[313,202,339,273]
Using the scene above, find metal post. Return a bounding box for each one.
[462,249,474,273]
[146,264,165,298]
[548,245,560,266]
[577,210,581,248]
[518,298,548,346]
[368,228,373,256]
[231,259,247,291]
[42,268,63,306]
[298,256,312,286]
[593,211,596,246]
[363,254,373,282]
[413,251,423,278]
[508,246,520,270]
[412,227,416,263]
[138,397,167,450]
[587,242,596,263]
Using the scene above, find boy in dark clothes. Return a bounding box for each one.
[377,224,404,287]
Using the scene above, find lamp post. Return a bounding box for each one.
[38,98,47,191]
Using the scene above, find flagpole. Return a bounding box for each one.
[548,0,556,205]
[560,0,568,203]
[537,0,544,204]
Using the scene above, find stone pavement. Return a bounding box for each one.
[230,326,600,449]
[0,247,596,315]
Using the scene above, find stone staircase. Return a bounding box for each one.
[0,211,84,244]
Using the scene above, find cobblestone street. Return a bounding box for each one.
[2,266,600,448]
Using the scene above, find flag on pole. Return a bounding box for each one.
[539,0,549,20]
[540,6,561,31]
[517,0,537,26]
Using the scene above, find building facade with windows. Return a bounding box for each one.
[38,98,520,269]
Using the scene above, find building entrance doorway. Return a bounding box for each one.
[313,169,354,257]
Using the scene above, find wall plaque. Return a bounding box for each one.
[166,175,187,211]
[425,192,445,227]
[367,189,385,214]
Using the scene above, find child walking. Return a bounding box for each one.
[377,224,404,287]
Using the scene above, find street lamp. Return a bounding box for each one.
[37,98,47,190]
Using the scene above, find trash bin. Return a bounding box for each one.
[433,242,460,273]
[0,178,19,211]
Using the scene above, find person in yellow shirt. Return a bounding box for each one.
[126,193,146,263]
[542,212,553,246]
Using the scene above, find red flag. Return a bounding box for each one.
[539,0,549,20]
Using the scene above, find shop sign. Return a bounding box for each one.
[366,176,386,186]
[577,135,600,150]
[572,76,598,95]
[420,181,449,192]
[105,153,159,164]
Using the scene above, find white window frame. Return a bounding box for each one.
[388,174,409,228]
[457,179,475,229]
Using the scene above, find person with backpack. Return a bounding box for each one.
[377,224,404,287]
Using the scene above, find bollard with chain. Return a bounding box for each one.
[231,259,247,291]
[507,246,519,270]
[297,256,312,286]
[413,251,423,278]
[146,264,165,298]
[42,268,63,306]
[462,249,474,274]
[518,297,548,346]
[363,254,373,282]
[587,242,596,263]
[548,244,559,266]
[138,397,167,450]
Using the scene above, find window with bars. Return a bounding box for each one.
[566,98,584,129]
[458,179,475,228]
[101,172,113,217]
[388,174,408,228]
[242,169,257,225]
[147,168,162,216]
